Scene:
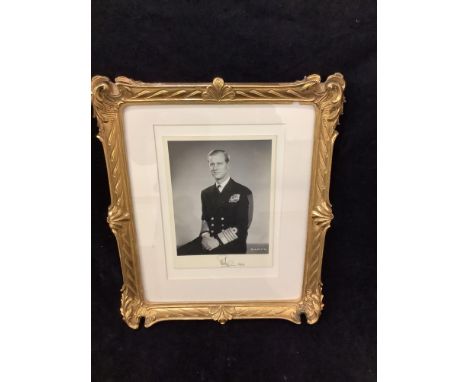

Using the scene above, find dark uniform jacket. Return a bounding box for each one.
[201,178,253,254]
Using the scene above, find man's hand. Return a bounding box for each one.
[201,236,220,251]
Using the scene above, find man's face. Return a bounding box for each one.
[208,153,230,181]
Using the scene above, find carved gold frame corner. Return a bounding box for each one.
[91,73,345,328]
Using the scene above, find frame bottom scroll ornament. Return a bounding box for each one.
[92,73,345,328]
[120,283,324,328]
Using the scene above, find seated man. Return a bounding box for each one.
[178,149,253,255]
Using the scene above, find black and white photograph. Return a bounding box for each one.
[165,138,274,259]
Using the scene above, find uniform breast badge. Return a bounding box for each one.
[229,194,240,203]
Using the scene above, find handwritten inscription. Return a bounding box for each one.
[217,256,245,268]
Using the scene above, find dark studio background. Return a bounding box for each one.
[92,0,376,380]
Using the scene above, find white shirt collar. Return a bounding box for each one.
[216,176,231,192]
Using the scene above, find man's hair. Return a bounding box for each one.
[207,149,230,163]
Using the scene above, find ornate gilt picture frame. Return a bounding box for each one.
[91,73,345,329]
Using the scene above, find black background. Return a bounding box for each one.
[92,1,376,381]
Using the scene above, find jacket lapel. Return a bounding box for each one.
[222,178,234,195]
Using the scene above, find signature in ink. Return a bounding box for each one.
[218,256,245,267]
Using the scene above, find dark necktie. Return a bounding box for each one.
[217,184,222,193]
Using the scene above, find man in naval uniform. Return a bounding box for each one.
[177,149,253,255]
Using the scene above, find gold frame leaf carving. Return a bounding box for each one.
[91,73,345,329]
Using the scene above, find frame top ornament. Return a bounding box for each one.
[92,73,345,106]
